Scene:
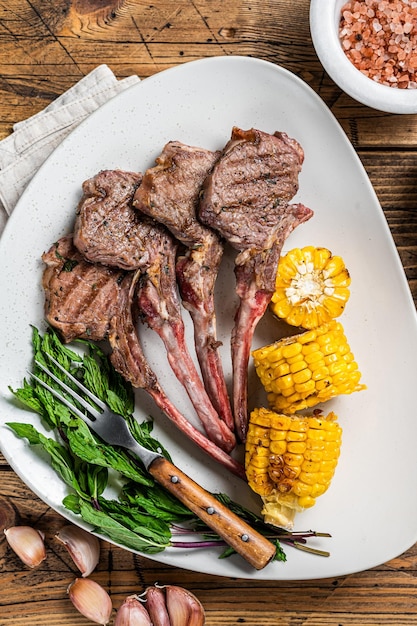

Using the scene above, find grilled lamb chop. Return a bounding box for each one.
[133,141,234,432]
[42,236,245,479]
[74,169,161,271]
[135,224,236,452]
[199,127,314,441]
[42,234,125,343]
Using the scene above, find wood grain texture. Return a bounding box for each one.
[1,0,417,624]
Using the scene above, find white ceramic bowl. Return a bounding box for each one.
[310,0,417,114]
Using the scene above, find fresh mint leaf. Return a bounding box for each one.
[62,493,81,514]
[65,417,153,486]
[122,480,193,521]
[98,497,172,544]
[6,422,87,498]
[78,500,170,554]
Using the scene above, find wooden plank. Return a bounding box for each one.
[359,151,417,302]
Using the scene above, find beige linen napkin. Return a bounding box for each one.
[0,65,140,236]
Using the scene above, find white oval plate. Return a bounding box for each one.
[1,56,417,581]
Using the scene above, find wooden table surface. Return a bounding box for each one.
[1,1,417,624]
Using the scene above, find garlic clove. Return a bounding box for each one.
[68,577,113,625]
[4,525,47,568]
[55,524,100,577]
[114,595,153,626]
[165,586,206,626]
[145,586,171,626]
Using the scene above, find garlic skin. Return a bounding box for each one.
[114,595,152,626]
[55,524,100,577]
[4,525,46,568]
[68,578,112,625]
[165,586,205,626]
[145,586,171,626]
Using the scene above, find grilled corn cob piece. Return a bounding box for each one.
[271,246,351,329]
[252,321,366,413]
[245,407,342,528]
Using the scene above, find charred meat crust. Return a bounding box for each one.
[42,234,125,343]
[74,169,165,271]
[199,127,305,253]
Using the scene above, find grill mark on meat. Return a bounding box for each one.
[199,128,305,254]
[133,141,234,431]
[199,127,314,442]
[42,235,125,343]
[135,225,236,452]
[73,169,163,271]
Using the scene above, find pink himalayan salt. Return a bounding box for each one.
[339,0,417,88]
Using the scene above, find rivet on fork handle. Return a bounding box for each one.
[148,456,276,570]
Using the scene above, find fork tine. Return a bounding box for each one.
[29,368,151,452]
[33,360,101,420]
[28,370,96,425]
[42,353,107,411]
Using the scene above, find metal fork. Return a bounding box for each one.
[30,354,276,570]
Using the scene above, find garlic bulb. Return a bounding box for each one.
[145,586,171,625]
[55,524,100,577]
[4,525,46,568]
[114,595,152,625]
[165,586,205,626]
[144,585,205,626]
[68,578,112,625]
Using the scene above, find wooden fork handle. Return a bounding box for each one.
[148,456,276,570]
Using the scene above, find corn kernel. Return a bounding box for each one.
[289,359,307,374]
[292,368,312,384]
[301,460,321,473]
[276,373,294,390]
[310,484,327,498]
[304,449,323,462]
[274,363,290,377]
[286,430,307,442]
[282,342,302,359]
[270,414,292,430]
[298,495,316,508]
[294,379,316,394]
[283,452,304,467]
[287,441,307,454]
[269,429,287,441]
[292,481,312,497]
[270,440,287,455]
[288,419,308,433]
[302,341,321,356]
[304,350,324,365]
